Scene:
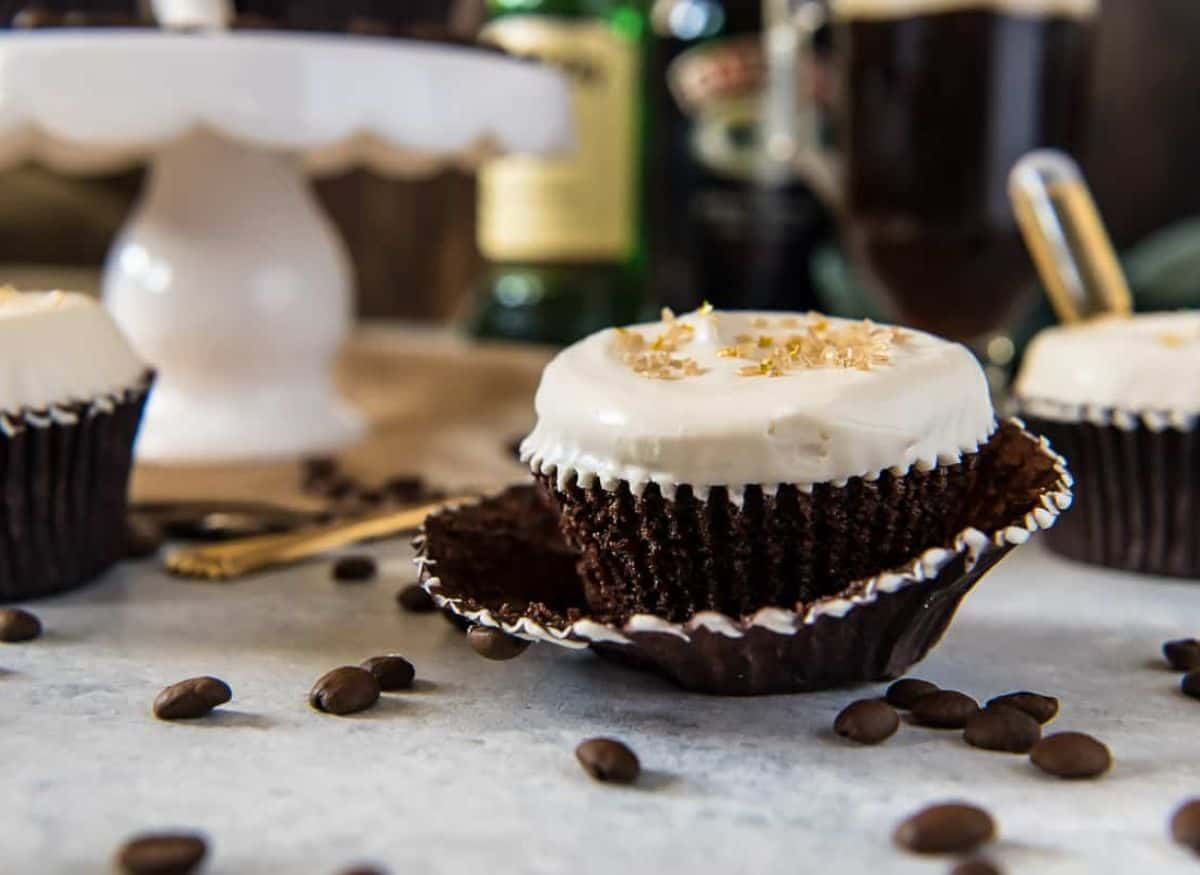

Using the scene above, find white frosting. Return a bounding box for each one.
[833,0,1096,19]
[521,310,995,496]
[151,0,233,30]
[0,291,147,415]
[1015,313,1200,421]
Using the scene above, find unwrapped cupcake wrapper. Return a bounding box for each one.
[418,421,1072,695]
[1022,405,1199,578]
[0,374,152,601]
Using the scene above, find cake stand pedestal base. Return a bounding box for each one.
[103,131,365,462]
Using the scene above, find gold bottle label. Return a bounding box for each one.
[478,17,640,262]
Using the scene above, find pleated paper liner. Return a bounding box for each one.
[1021,399,1199,577]
[418,420,1072,695]
[0,373,152,602]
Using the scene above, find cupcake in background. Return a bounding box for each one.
[0,289,152,601]
[1015,312,1200,577]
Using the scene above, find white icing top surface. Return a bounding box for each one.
[833,0,1096,19]
[521,310,995,496]
[1016,312,1200,416]
[0,290,147,415]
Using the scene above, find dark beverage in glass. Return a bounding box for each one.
[835,0,1094,342]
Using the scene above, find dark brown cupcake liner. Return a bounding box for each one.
[0,373,153,602]
[536,452,983,622]
[1020,400,1198,577]
[418,420,1072,695]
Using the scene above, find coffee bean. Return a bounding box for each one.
[1164,639,1200,671]
[834,699,900,745]
[1171,798,1200,852]
[575,738,640,784]
[893,802,996,855]
[985,691,1059,725]
[301,456,339,490]
[310,667,381,715]
[154,677,232,720]
[911,691,980,729]
[1183,671,1200,701]
[0,607,42,642]
[467,626,531,661]
[126,514,165,560]
[951,860,1002,875]
[964,706,1041,754]
[1030,732,1111,779]
[360,654,415,691]
[332,556,377,583]
[886,678,939,710]
[116,833,207,875]
[397,584,436,613]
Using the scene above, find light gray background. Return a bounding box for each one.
[6,542,1199,873]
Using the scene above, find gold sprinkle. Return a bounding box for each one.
[697,301,714,315]
[734,334,753,344]
[780,316,800,328]
[1161,332,1187,348]
[717,346,740,358]
[752,317,770,328]
[757,335,774,349]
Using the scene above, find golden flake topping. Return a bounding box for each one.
[617,309,908,381]
[721,315,908,377]
[1159,329,1200,348]
[615,307,706,380]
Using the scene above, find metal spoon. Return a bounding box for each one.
[1009,149,1133,323]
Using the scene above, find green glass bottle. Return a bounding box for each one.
[469,0,650,346]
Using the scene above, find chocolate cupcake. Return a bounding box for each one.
[520,308,1000,620]
[1016,312,1199,577]
[0,290,152,601]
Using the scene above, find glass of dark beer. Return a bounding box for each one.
[786,0,1095,346]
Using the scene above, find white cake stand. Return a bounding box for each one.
[0,31,572,462]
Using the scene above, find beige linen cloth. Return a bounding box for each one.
[132,327,552,508]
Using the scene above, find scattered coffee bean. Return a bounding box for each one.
[1183,671,1200,701]
[397,584,436,613]
[1164,639,1200,672]
[153,677,233,721]
[0,607,42,642]
[985,691,1059,725]
[575,738,640,784]
[886,678,939,710]
[951,859,1002,875]
[911,690,980,729]
[301,456,339,490]
[1030,732,1111,779]
[964,706,1042,754]
[309,667,381,715]
[126,514,165,560]
[893,802,996,855]
[1171,798,1200,852]
[116,833,207,875]
[468,626,531,661]
[332,556,377,583]
[360,654,415,691]
[834,699,900,745]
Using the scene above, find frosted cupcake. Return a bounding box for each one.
[520,308,999,620]
[0,290,152,600]
[1016,312,1200,577]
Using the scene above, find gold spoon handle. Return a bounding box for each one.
[1009,149,1133,324]
[165,496,474,581]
